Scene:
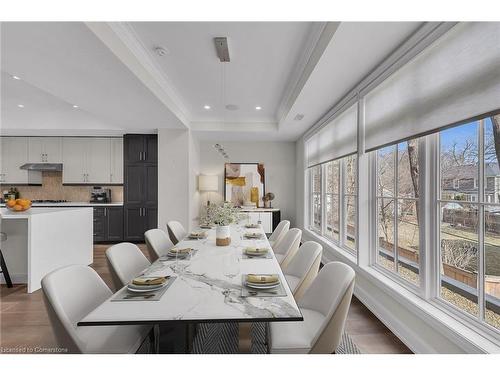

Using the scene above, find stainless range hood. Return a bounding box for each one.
[20,163,63,172]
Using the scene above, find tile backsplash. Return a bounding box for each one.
[0,172,123,202]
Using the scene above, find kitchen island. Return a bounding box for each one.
[0,207,93,293]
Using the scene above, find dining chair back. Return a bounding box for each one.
[106,242,150,290]
[41,265,150,353]
[283,241,322,300]
[273,228,302,268]
[268,220,290,248]
[145,228,173,261]
[300,261,355,353]
[269,261,355,354]
[167,220,187,245]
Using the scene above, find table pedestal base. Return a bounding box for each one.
[238,322,252,353]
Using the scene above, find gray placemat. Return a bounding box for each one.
[243,234,264,240]
[241,274,287,297]
[241,251,272,259]
[111,276,177,302]
[158,249,198,261]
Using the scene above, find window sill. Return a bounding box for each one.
[303,228,500,353]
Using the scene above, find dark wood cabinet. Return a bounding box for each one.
[93,206,123,243]
[107,207,124,241]
[124,134,157,165]
[123,134,158,242]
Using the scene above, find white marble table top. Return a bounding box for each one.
[79,224,302,326]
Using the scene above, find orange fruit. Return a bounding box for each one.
[21,203,30,209]
[13,204,23,211]
[6,200,16,208]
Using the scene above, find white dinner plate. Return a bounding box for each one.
[245,281,281,289]
[127,284,166,293]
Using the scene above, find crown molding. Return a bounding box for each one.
[276,22,340,127]
[190,121,278,133]
[85,22,190,128]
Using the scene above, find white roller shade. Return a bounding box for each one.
[305,102,358,168]
[364,22,500,151]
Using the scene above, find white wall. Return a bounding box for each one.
[199,141,297,225]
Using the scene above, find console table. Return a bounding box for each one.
[239,208,280,234]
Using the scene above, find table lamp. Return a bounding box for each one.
[198,175,218,206]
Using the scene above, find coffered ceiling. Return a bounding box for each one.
[1,21,423,140]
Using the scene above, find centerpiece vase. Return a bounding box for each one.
[216,225,231,246]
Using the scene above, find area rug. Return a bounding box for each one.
[192,322,361,354]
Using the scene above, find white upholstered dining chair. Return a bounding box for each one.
[167,220,187,245]
[269,261,355,354]
[283,241,323,300]
[145,228,174,261]
[106,242,151,290]
[273,228,302,269]
[41,265,151,353]
[268,220,290,249]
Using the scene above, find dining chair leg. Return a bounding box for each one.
[0,249,13,288]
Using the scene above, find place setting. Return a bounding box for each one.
[243,231,262,239]
[186,230,208,240]
[159,246,197,261]
[242,246,272,259]
[111,275,177,302]
[244,223,260,229]
[241,273,287,297]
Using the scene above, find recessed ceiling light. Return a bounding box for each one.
[12,75,21,80]
[204,105,211,110]
[255,106,262,110]
[72,105,79,108]
[17,104,25,108]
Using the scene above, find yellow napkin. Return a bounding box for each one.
[169,247,192,254]
[132,276,167,286]
[245,247,269,255]
[189,231,206,238]
[246,274,279,284]
[244,232,260,238]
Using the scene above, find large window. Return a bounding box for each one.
[376,139,421,286]
[310,165,322,232]
[439,116,500,331]
[308,154,357,255]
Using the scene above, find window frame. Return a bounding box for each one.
[307,154,358,258]
[371,139,425,294]
[434,119,500,338]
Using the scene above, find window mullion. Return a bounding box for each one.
[340,159,346,247]
[478,119,485,322]
[321,164,327,237]
[394,145,399,273]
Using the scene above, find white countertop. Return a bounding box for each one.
[0,202,123,208]
[0,206,92,219]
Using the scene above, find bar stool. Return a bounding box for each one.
[0,232,13,288]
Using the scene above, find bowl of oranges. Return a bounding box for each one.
[5,198,32,212]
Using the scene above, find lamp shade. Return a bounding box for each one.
[198,175,218,192]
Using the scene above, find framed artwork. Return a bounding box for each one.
[224,163,265,207]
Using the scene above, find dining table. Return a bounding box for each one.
[78,222,303,353]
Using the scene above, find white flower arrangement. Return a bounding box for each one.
[202,202,241,226]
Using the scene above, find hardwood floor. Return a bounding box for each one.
[0,244,411,354]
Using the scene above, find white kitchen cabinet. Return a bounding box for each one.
[62,138,87,183]
[0,137,29,184]
[110,138,123,184]
[62,137,121,184]
[28,137,62,163]
[86,138,111,184]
